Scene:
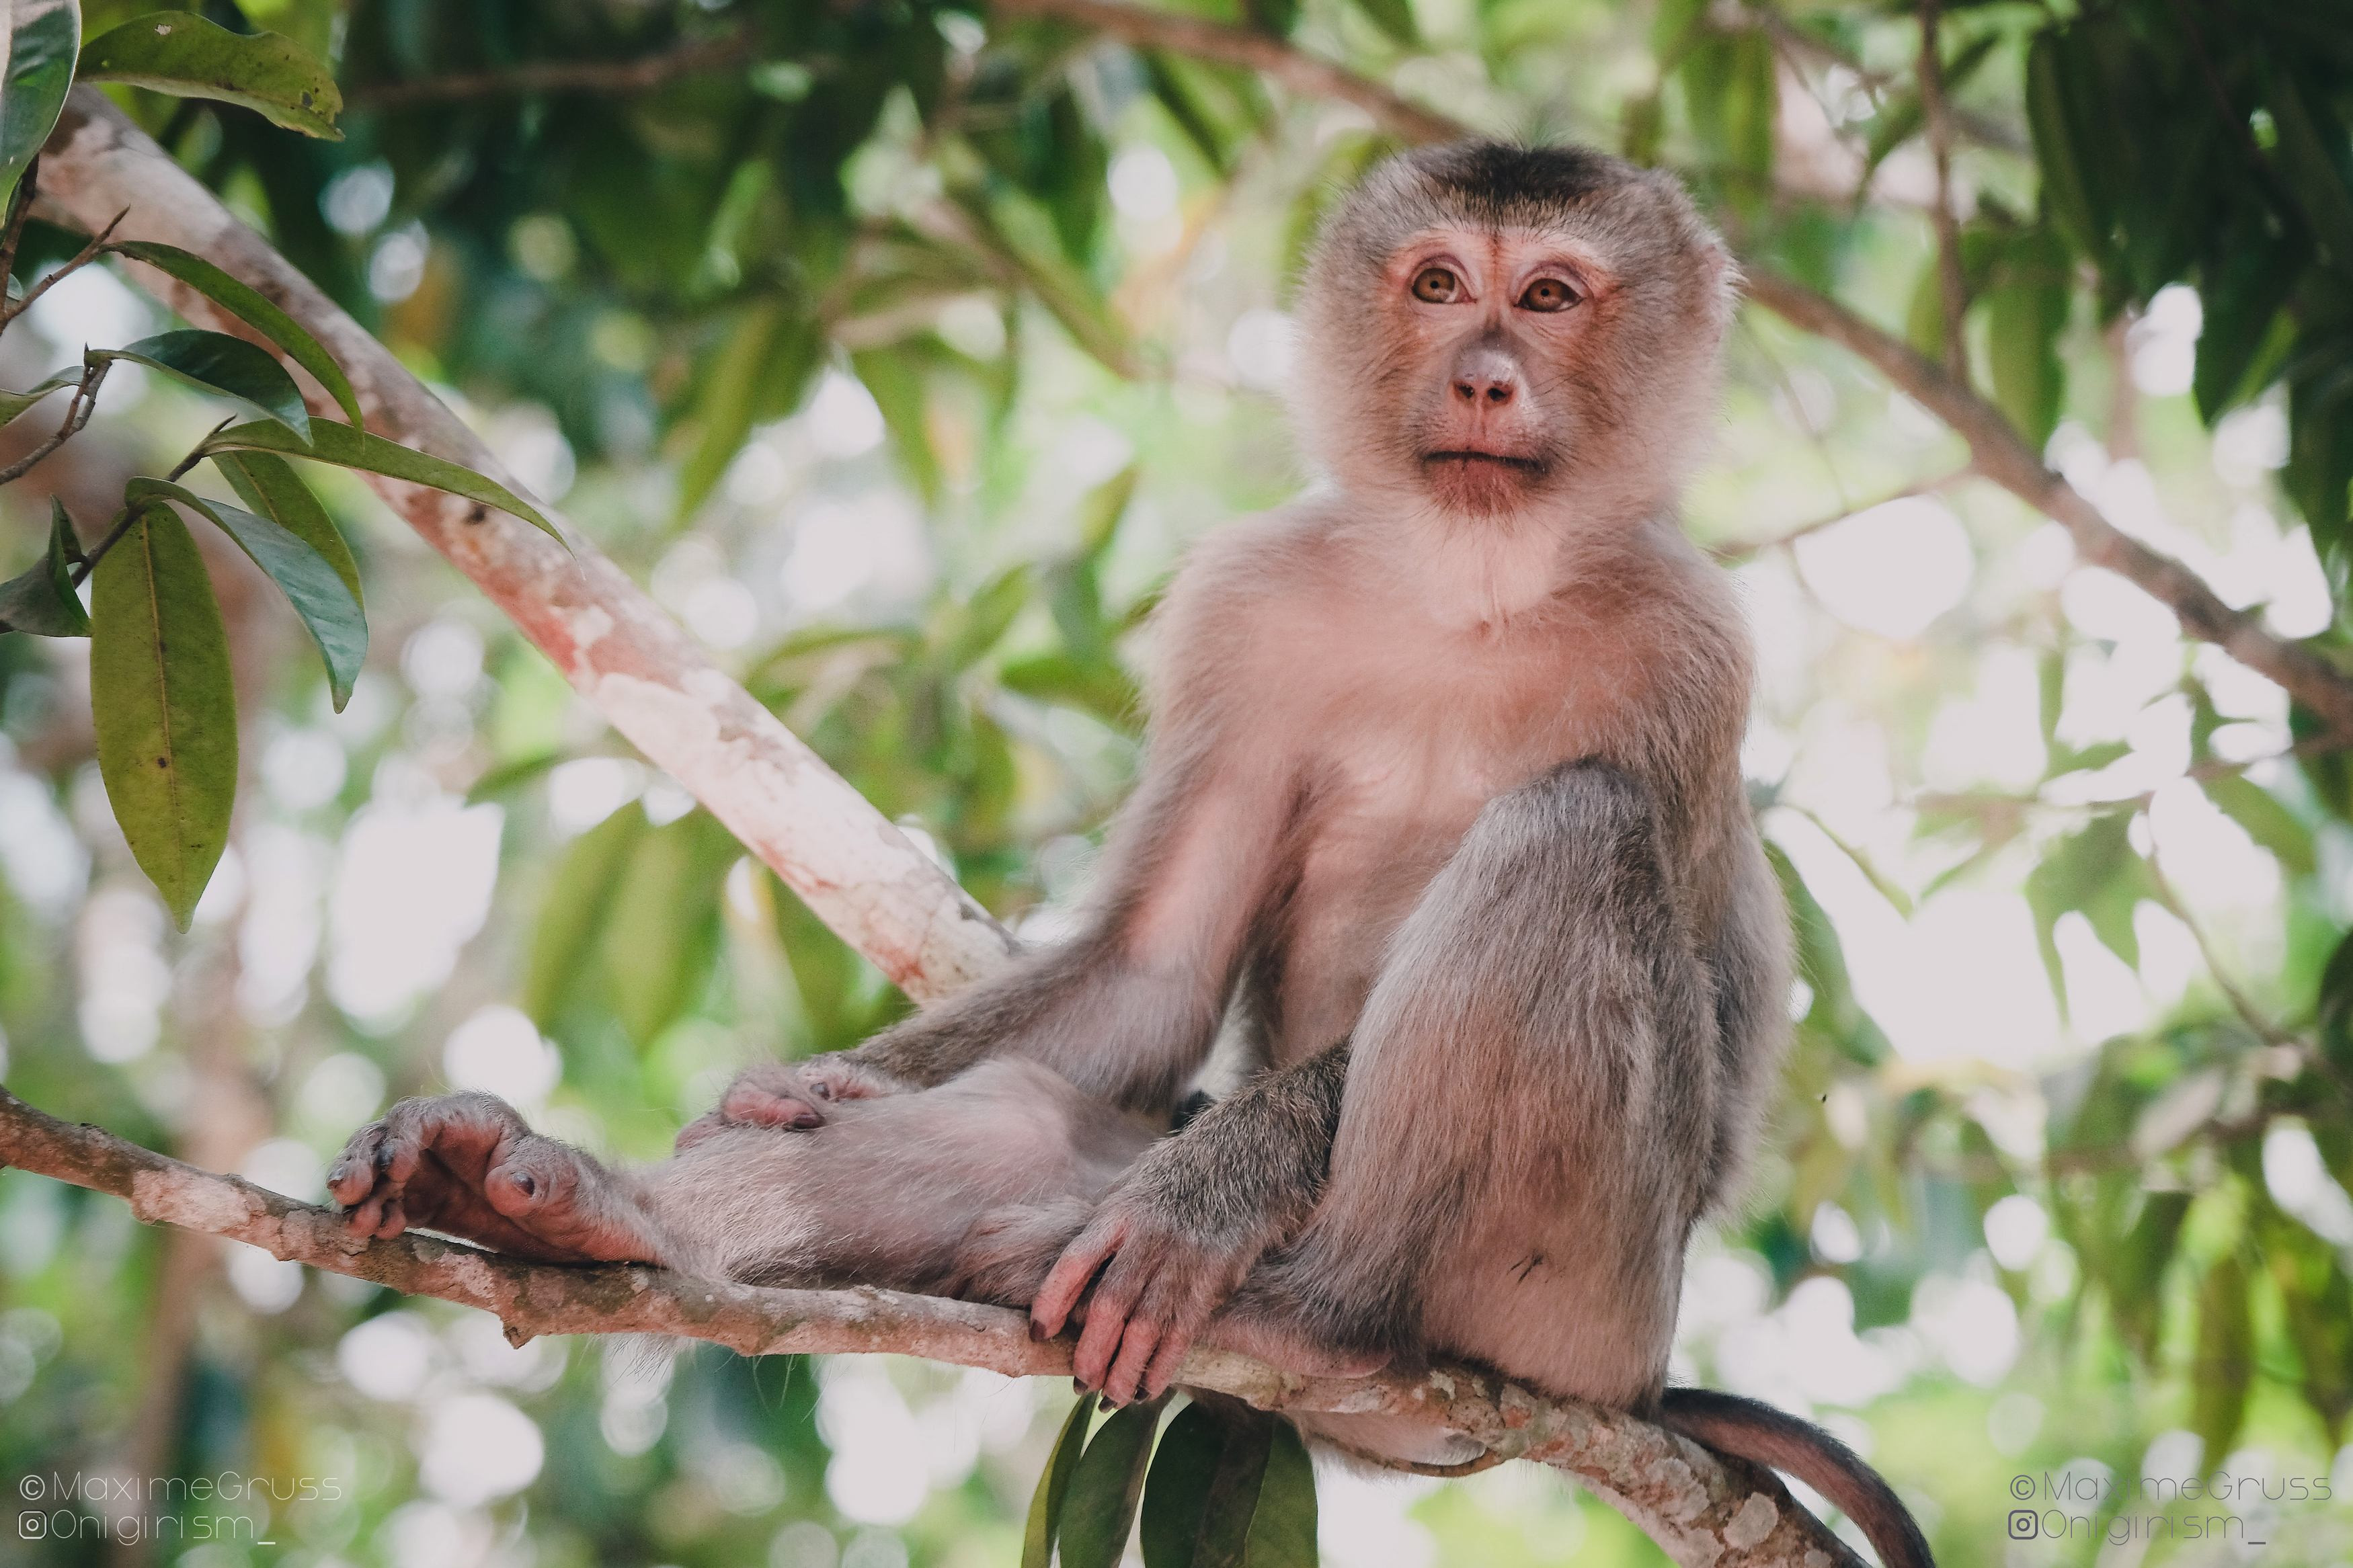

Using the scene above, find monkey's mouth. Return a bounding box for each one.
[1421,449,1548,475]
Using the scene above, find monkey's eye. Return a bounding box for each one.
[1410,265,1462,304]
[1517,277,1580,313]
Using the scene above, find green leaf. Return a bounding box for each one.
[89,505,237,929]
[2189,1253,2254,1475]
[1141,1403,1227,1568]
[0,370,79,430]
[674,300,822,525]
[203,419,561,542]
[1058,1402,1164,1568]
[1986,229,2070,450]
[850,347,942,507]
[1349,0,1417,47]
[1242,1419,1319,1567]
[110,241,364,425]
[126,478,364,710]
[1023,1393,1101,1568]
[2110,1190,2190,1361]
[2026,33,2107,268]
[0,497,89,636]
[2024,810,2156,1005]
[525,804,645,1028]
[2266,70,2353,282]
[77,12,342,140]
[2201,772,2315,877]
[103,331,311,442]
[599,810,738,1045]
[212,449,361,611]
[0,0,79,211]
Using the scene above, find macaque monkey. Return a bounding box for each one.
[332,143,1930,1567]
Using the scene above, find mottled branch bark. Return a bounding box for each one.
[0,1086,1858,1568]
[36,91,1015,1003]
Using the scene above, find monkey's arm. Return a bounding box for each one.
[721,748,1295,1122]
[1028,1041,1348,1401]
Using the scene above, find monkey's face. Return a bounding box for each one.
[1384,229,1605,516]
[1292,143,1735,526]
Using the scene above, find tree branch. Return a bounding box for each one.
[0,1084,1859,1568]
[990,0,1468,144]
[1742,266,2353,737]
[36,90,1017,1005]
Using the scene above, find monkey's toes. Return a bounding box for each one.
[719,1081,824,1130]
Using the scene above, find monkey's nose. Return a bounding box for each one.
[1451,372,1516,406]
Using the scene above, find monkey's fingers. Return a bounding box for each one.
[1070,1252,1151,1395]
[327,1122,389,1209]
[1031,1220,1125,1340]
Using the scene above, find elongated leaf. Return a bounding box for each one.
[1023,1393,1101,1568]
[525,803,643,1027]
[104,331,311,442]
[2201,772,2315,877]
[214,449,361,610]
[1241,1420,1318,1567]
[0,370,79,429]
[1987,229,2070,450]
[126,478,364,710]
[1349,0,1417,46]
[0,498,89,636]
[1141,1403,1226,1568]
[77,13,342,140]
[600,810,737,1044]
[0,0,78,210]
[203,419,560,541]
[90,506,237,929]
[1058,1402,1164,1568]
[2026,33,2106,267]
[2190,1253,2253,1475]
[110,241,363,424]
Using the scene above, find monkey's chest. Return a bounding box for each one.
[1254,745,1515,1061]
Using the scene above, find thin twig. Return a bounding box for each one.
[0,354,108,486]
[0,207,126,330]
[1710,471,1971,561]
[348,28,756,110]
[68,507,136,589]
[1915,0,1970,380]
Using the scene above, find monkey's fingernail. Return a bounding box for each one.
[1029,1319,1048,1342]
[791,1110,821,1130]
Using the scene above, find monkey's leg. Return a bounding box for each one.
[328,1093,676,1265]
[1253,757,1718,1411]
[1029,1042,1349,1403]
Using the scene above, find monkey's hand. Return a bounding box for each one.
[676,1055,908,1149]
[329,1094,666,1265]
[1031,1147,1291,1405]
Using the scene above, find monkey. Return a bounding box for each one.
[329,142,1932,1568]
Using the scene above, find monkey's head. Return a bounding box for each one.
[1293,142,1735,522]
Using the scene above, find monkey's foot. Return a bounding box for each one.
[692,1055,902,1141]
[329,1093,665,1266]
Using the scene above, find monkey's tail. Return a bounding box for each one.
[1657,1388,1935,1568]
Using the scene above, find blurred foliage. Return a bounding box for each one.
[5,0,2353,1566]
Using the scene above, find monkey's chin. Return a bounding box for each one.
[1419,452,1548,518]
